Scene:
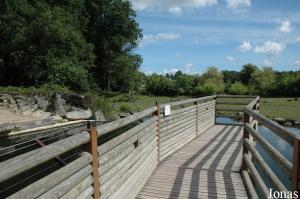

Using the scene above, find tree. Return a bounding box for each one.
[0,0,95,91]
[228,82,248,95]
[222,70,240,84]
[85,0,142,91]
[240,64,258,84]
[253,67,276,94]
[195,67,225,95]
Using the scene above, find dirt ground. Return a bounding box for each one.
[0,108,40,124]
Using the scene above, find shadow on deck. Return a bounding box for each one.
[138,125,248,199]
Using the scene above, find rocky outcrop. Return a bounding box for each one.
[272,117,285,124]
[92,110,106,121]
[62,93,92,109]
[65,109,93,120]
[0,123,14,133]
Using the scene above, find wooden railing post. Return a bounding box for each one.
[241,112,250,170]
[155,102,161,162]
[86,122,100,199]
[194,100,199,135]
[214,96,217,124]
[292,138,300,192]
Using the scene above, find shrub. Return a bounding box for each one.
[228,82,248,95]
[119,104,134,112]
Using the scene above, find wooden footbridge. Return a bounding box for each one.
[0,95,299,199]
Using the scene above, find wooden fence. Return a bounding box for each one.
[0,95,299,199]
[241,96,300,198]
[0,96,216,199]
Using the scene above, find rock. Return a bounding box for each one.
[34,96,49,111]
[63,93,92,109]
[0,123,14,133]
[294,98,299,101]
[14,119,57,129]
[48,94,66,116]
[287,99,293,102]
[273,117,285,123]
[92,110,106,121]
[119,112,131,118]
[65,109,92,120]
[283,122,292,127]
[293,120,300,125]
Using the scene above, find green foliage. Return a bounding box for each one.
[85,0,142,91]
[222,70,241,84]
[0,85,71,96]
[119,104,134,112]
[0,0,142,92]
[196,67,225,95]
[228,82,248,95]
[252,67,276,94]
[195,81,224,95]
[240,64,258,84]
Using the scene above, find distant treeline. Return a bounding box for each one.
[0,1,299,97]
[144,65,300,97]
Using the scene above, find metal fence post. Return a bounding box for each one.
[86,122,100,199]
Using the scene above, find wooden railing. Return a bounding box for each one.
[1,94,298,199]
[0,96,216,199]
[215,95,256,124]
[241,96,300,198]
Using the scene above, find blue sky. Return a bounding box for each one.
[129,0,300,74]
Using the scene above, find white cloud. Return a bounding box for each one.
[277,20,292,33]
[143,33,181,41]
[295,61,300,66]
[168,6,183,15]
[226,56,235,62]
[226,0,251,11]
[163,68,179,74]
[130,0,217,14]
[253,41,285,55]
[238,41,252,52]
[175,53,181,57]
[184,63,193,73]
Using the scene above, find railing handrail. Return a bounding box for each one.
[241,95,300,196]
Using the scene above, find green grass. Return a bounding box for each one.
[260,98,300,121]
[110,94,187,112]
[217,97,300,121]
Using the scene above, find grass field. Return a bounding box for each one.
[260,98,300,121]
[112,95,300,121]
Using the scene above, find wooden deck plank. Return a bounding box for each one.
[138,125,248,199]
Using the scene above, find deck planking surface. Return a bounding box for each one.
[137,125,248,199]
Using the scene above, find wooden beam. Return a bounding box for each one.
[194,101,199,135]
[292,138,300,192]
[241,111,250,170]
[156,102,161,162]
[35,139,66,166]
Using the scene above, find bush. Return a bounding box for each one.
[0,85,71,96]
[194,82,224,95]
[119,104,134,112]
[228,82,248,95]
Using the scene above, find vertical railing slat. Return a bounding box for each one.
[194,100,199,135]
[292,138,300,192]
[156,102,161,162]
